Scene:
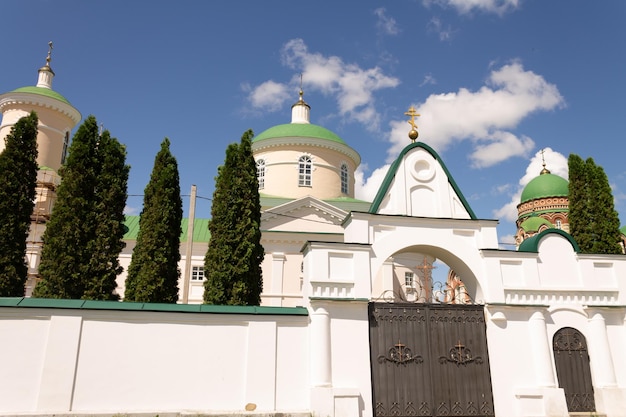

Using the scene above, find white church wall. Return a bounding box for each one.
[0,304,309,415]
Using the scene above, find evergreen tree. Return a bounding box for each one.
[124,138,182,303]
[83,131,129,300]
[33,116,129,299]
[204,129,263,305]
[0,112,39,296]
[568,154,622,254]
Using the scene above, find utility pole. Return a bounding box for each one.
[182,184,197,303]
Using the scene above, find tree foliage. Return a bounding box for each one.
[204,129,264,305]
[124,138,182,303]
[33,116,129,299]
[0,112,39,296]
[568,154,622,254]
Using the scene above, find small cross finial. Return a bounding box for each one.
[45,41,53,67]
[539,148,550,174]
[404,106,420,142]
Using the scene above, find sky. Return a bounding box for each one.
[1,0,625,247]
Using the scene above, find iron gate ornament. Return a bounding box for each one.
[378,341,424,365]
[438,340,483,366]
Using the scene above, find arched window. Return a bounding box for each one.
[61,131,70,164]
[256,159,265,189]
[298,155,312,186]
[340,163,349,194]
[555,219,562,229]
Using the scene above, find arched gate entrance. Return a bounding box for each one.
[553,327,595,412]
[368,303,495,416]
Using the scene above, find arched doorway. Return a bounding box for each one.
[553,327,595,412]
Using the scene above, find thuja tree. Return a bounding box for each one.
[204,129,263,305]
[124,138,182,303]
[34,116,129,299]
[568,154,622,254]
[83,131,130,300]
[0,112,39,296]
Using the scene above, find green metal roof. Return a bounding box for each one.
[520,216,554,232]
[518,228,580,253]
[0,297,308,315]
[368,142,477,219]
[621,225,626,236]
[123,215,211,243]
[11,86,72,105]
[253,123,347,145]
[520,173,569,203]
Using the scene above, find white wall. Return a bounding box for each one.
[0,303,309,415]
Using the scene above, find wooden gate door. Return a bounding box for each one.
[553,327,595,412]
[369,303,495,417]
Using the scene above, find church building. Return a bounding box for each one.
[1,48,626,417]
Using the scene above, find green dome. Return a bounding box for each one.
[520,216,554,232]
[520,173,568,203]
[11,86,72,105]
[253,123,346,145]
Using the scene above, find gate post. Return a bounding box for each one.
[587,311,617,387]
[310,305,332,387]
[529,311,557,387]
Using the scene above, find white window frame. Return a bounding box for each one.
[340,163,349,194]
[298,155,312,187]
[256,159,266,189]
[191,265,205,281]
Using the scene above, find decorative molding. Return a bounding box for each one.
[504,289,618,305]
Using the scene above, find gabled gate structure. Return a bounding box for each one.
[369,303,494,417]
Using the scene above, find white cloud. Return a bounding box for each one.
[493,147,568,222]
[245,39,400,130]
[385,62,564,167]
[124,205,140,215]
[428,17,455,41]
[355,163,391,202]
[423,0,520,15]
[244,80,290,112]
[374,8,400,35]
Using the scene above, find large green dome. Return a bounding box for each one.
[520,173,569,203]
[11,86,72,105]
[253,123,346,145]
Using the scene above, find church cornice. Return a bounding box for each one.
[252,136,360,166]
[0,92,81,124]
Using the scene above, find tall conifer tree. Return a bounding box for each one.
[124,138,182,303]
[204,129,263,305]
[33,116,129,299]
[0,112,39,296]
[568,154,622,254]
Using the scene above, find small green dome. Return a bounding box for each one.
[253,123,346,145]
[11,86,72,105]
[520,173,568,203]
[520,216,554,232]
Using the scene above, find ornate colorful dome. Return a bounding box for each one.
[520,172,568,203]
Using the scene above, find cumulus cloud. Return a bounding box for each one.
[423,0,520,15]
[493,147,568,222]
[428,17,455,41]
[374,8,400,35]
[243,80,290,112]
[355,163,391,202]
[245,39,400,131]
[385,62,564,167]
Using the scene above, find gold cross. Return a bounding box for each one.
[404,106,420,142]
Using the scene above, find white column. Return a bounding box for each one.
[382,257,395,300]
[528,311,556,387]
[270,253,286,307]
[587,311,617,387]
[310,305,332,387]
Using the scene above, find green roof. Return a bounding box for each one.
[254,123,347,145]
[520,216,554,232]
[12,86,72,105]
[0,297,308,316]
[621,225,626,236]
[520,173,569,203]
[518,229,580,253]
[369,142,477,219]
[123,215,211,243]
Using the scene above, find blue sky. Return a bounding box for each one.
[1,0,625,246]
